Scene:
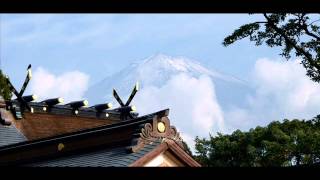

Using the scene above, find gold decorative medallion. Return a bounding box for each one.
[157,122,166,133]
[130,114,184,153]
[58,143,65,151]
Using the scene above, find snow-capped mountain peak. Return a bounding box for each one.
[84,54,250,104]
[140,54,212,74]
[132,53,242,83]
[142,54,190,72]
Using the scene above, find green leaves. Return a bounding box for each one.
[223,13,320,83]
[194,116,320,167]
[0,70,12,100]
[223,23,260,46]
[311,24,320,34]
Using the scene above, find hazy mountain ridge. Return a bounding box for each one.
[84,54,253,109]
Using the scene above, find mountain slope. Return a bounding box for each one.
[84,54,255,148]
[84,54,252,108]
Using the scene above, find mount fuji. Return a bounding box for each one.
[84,54,254,148]
[85,54,252,106]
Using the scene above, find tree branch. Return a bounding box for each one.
[298,14,320,40]
[303,25,320,41]
[308,18,320,26]
[263,13,320,71]
[254,21,268,24]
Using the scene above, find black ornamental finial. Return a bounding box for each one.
[112,82,139,120]
[5,64,35,118]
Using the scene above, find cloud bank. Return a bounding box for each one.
[27,58,320,153]
[30,67,90,103]
[224,58,320,133]
[134,58,320,151]
[133,73,224,149]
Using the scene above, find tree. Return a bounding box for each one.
[194,116,320,167]
[0,70,12,100]
[223,13,320,82]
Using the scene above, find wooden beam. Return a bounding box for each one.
[130,139,201,167]
[129,143,168,167]
[165,139,201,167]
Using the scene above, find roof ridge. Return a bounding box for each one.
[0,109,170,166]
[0,108,169,150]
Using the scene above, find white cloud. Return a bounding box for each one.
[133,73,224,151]
[27,58,320,153]
[131,58,320,151]
[223,107,256,134]
[224,58,320,132]
[180,132,195,152]
[29,67,90,103]
[252,58,320,118]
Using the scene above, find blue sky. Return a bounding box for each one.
[1,14,281,86]
[2,14,320,148]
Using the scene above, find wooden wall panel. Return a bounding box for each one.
[13,113,116,140]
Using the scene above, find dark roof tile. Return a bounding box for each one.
[0,124,27,147]
[27,141,161,167]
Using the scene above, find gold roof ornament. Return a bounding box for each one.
[57,143,65,151]
[157,122,166,133]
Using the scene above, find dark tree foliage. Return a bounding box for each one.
[0,70,12,100]
[223,13,320,82]
[194,115,320,167]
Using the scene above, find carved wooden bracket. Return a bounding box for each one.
[130,115,183,153]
